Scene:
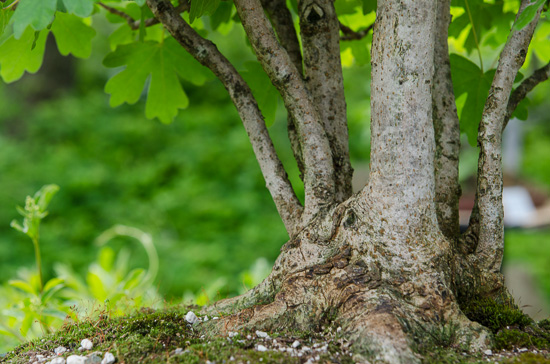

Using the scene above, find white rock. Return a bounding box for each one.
[67,355,88,364]
[51,357,66,364]
[213,317,219,320]
[228,331,238,338]
[255,330,269,338]
[229,356,235,361]
[87,355,102,364]
[302,346,311,351]
[257,345,268,352]
[292,340,300,348]
[185,311,199,325]
[336,327,342,333]
[81,339,93,350]
[101,352,115,364]
[203,316,209,321]
[54,347,67,356]
[518,348,528,353]
[484,349,492,356]
[174,348,183,355]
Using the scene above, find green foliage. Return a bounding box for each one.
[460,297,532,334]
[189,0,221,23]
[103,37,212,123]
[11,0,57,39]
[240,61,280,126]
[0,27,48,82]
[61,0,95,18]
[50,12,96,58]
[514,0,546,31]
[494,328,550,350]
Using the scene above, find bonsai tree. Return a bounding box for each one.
[1,0,549,361]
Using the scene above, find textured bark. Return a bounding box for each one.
[260,0,306,182]
[433,0,461,241]
[234,0,335,221]
[465,0,541,276]
[504,61,550,130]
[146,0,303,236]
[299,0,353,203]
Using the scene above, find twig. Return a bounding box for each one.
[98,1,189,31]
[504,61,550,129]
[339,22,373,41]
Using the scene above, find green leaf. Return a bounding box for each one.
[34,184,59,212]
[450,54,494,146]
[62,0,95,17]
[20,311,35,337]
[87,271,107,301]
[122,268,145,290]
[0,27,48,82]
[42,308,69,320]
[43,277,64,293]
[210,1,233,30]
[8,280,36,295]
[189,0,221,23]
[241,62,280,126]
[51,12,96,58]
[11,0,57,39]
[108,24,136,51]
[361,0,377,14]
[146,59,189,124]
[104,39,207,123]
[133,0,147,6]
[511,97,530,121]
[514,0,545,30]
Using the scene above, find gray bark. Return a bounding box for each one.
[300,0,354,203]
[234,0,335,222]
[467,0,541,274]
[433,0,461,241]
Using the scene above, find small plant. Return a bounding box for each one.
[10,184,59,293]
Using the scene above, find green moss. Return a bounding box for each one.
[460,297,532,334]
[502,353,550,364]
[2,307,349,364]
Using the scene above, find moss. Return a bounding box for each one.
[501,353,550,364]
[460,297,532,334]
[2,307,349,364]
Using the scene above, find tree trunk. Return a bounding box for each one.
[145,0,543,362]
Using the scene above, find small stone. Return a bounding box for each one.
[101,352,115,364]
[337,327,342,333]
[50,357,66,364]
[87,354,102,364]
[81,339,93,350]
[484,349,492,356]
[255,330,269,338]
[302,346,311,351]
[257,345,268,352]
[54,347,67,356]
[292,340,300,348]
[247,335,252,340]
[174,348,184,355]
[203,316,209,321]
[185,311,199,325]
[228,331,238,338]
[518,348,528,353]
[213,317,219,320]
[229,356,235,361]
[66,355,88,364]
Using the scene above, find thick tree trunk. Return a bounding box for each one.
[146,0,543,362]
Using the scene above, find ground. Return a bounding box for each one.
[2,302,550,364]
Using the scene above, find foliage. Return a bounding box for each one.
[460,297,532,334]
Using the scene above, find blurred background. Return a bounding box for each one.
[0,8,549,353]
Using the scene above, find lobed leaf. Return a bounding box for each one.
[514,0,545,30]
[189,0,221,23]
[62,0,95,18]
[51,12,96,58]
[240,62,280,126]
[11,0,56,39]
[0,27,48,83]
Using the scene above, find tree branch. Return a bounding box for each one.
[432,0,461,241]
[504,61,550,130]
[234,0,336,221]
[339,22,373,41]
[99,1,189,31]
[145,0,303,236]
[300,0,353,203]
[467,0,542,274]
[259,0,306,183]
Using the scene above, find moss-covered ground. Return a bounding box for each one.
[1,304,549,364]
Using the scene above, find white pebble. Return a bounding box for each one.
[337,327,342,333]
[101,352,115,364]
[292,340,300,348]
[87,355,102,364]
[257,345,268,352]
[203,316,209,321]
[213,317,219,320]
[66,355,88,364]
[50,357,66,364]
[228,331,238,338]
[81,339,93,350]
[518,348,528,352]
[54,347,67,355]
[484,349,492,356]
[255,330,269,338]
[185,311,199,325]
